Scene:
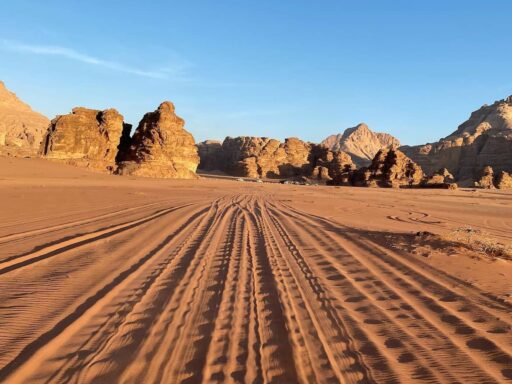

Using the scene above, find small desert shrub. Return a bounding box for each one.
[447,226,511,259]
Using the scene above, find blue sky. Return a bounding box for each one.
[1,0,511,145]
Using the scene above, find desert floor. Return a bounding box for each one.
[0,157,511,384]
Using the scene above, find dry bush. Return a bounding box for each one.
[447,226,512,259]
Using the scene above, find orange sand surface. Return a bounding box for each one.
[0,157,511,383]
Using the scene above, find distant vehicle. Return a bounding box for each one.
[236,178,245,182]
[255,179,263,183]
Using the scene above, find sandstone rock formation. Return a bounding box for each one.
[197,140,223,171]
[475,167,512,190]
[475,166,495,189]
[0,81,49,156]
[40,107,128,172]
[353,148,424,188]
[423,168,457,189]
[308,144,355,183]
[401,95,512,184]
[495,171,512,190]
[321,123,400,167]
[116,102,199,179]
[424,168,454,184]
[219,136,311,178]
[198,136,355,181]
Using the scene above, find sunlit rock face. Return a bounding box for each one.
[401,96,512,184]
[218,136,312,178]
[0,80,49,156]
[352,148,424,188]
[322,123,400,167]
[116,101,199,179]
[41,107,128,172]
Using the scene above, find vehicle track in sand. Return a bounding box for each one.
[0,193,511,383]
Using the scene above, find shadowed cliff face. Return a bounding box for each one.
[401,96,512,184]
[321,123,400,167]
[0,81,49,155]
[40,107,127,172]
[116,102,199,179]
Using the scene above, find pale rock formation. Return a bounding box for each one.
[402,96,512,184]
[116,102,199,179]
[40,107,128,172]
[321,123,400,167]
[0,81,49,156]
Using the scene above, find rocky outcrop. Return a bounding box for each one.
[198,136,355,181]
[321,123,400,167]
[495,171,512,190]
[308,145,355,183]
[402,96,512,184]
[353,148,424,188]
[475,167,512,190]
[40,107,128,172]
[197,140,223,171]
[116,102,199,179]
[423,168,457,189]
[219,136,311,178]
[475,166,495,189]
[0,81,49,156]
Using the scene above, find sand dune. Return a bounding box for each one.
[0,157,511,383]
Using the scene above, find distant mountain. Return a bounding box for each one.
[321,123,400,167]
[0,80,49,156]
[401,95,512,183]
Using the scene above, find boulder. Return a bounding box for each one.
[321,123,400,167]
[495,171,512,189]
[0,81,49,156]
[423,168,456,188]
[475,166,495,189]
[40,107,128,172]
[116,102,199,179]
[402,95,512,184]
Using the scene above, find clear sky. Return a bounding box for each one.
[1,0,511,145]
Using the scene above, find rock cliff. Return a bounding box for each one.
[40,107,128,172]
[401,96,512,184]
[321,123,400,167]
[218,136,311,178]
[116,102,199,179]
[197,140,223,171]
[0,81,49,156]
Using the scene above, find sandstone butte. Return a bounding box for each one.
[0,80,49,156]
[321,123,400,167]
[40,107,130,172]
[116,101,199,179]
[401,95,512,185]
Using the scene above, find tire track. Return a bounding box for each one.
[270,198,512,383]
[2,192,511,383]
